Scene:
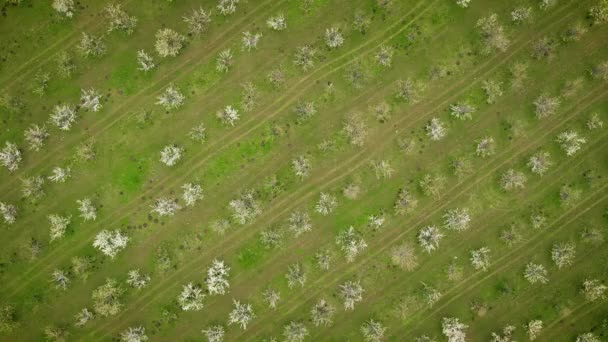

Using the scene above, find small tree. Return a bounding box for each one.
[0,141,21,172]
[533,93,561,118]
[456,0,471,8]
[588,0,608,25]
[78,32,106,57]
[120,326,147,342]
[24,124,49,151]
[500,169,527,191]
[229,190,261,224]
[361,319,386,342]
[217,105,240,126]
[587,112,604,129]
[241,82,259,112]
[396,78,425,104]
[216,49,233,73]
[50,104,78,131]
[394,187,418,214]
[559,185,582,208]
[92,278,123,317]
[242,31,262,51]
[293,46,316,71]
[22,175,45,200]
[450,102,475,120]
[126,269,150,289]
[202,325,225,342]
[294,101,316,122]
[51,268,70,290]
[48,214,71,241]
[325,27,344,48]
[525,320,543,341]
[353,10,371,33]
[482,79,503,104]
[228,300,255,330]
[159,144,184,166]
[443,208,471,232]
[315,192,337,215]
[336,226,368,262]
[137,50,156,72]
[490,325,516,342]
[390,243,418,271]
[283,321,309,342]
[93,230,129,258]
[292,155,311,179]
[470,247,491,271]
[56,51,76,78]
[343,112,368,147]
[267,13,287,30]
[576,333,601,342]
[0,305,18,333]
[375,45,394,67]
[262,288,280,309]
[476,14,509,54]
[155,28,186,57]
[285,262,307,289]
[182,183,203,206]
[287,210,312,237]
[105,4,137,34]
[562,22,588,42]
[475,137,496,157]
[0,201,17,225]
[590,60,608,80]
[178,283,205,311]
[418,226,444,253]
[556,131,586,156]
[551,242,575,269]
[581,278,607,301]
[81,88,103,112]
[188,123,207,142]
[510,61,528,90]
[442,317,468,342]
[44,324,70,341]
[523,262,548,284]
[419,173,446,197]
[52,0,74,18]
[74,307,94,327]
[311,299,335,327]
[339,280,364,310]
[371,160,394,179]
[76,197,97,221]
[206,259,230,295]
[527,151,552,176]
[260,228,283,249]
[184,7,211,35]
[511,6,532,24]
[151,197,181,216]
[371,101,391,123]
[48,166,71,183]
[315,249,332,271]
[217,0,239,15]
[156,84,185,110]
[426,117,446,141]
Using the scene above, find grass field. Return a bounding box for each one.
[1,0,607,341]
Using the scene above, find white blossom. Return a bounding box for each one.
[151,197,181,216]
[217,0,239,15]
[48,166,71,183]
[556,130,586,156]
[426,117,446,141]
[267,13,287,31]
[375,45,394,67]
[551,242,575,269]
[156,84,185,110]
[22,176,45,200]
[450,102,475,120]
[310,299,335,327]
[418,226,444,253]
[178,283,205,311]
[533,94,561,119]
[159,145,184,166]
[216,49,233,72]
[74,308,94,327]
[81,88,103,112]
[183,8,211,35]
[206,259,230,295]
[50,104,77,130]
[105,4,137,35]
[456,0,471,8]
[315,192,337,215]
[93,229,129,258]
[76,197,97,221]
[526,320,543,341]
[500,168,527,191]
[155,28,186,58]
[283,321,309,342]
[263,288,281,309]
[228,300,255,330]
[24,125,49,151]
[443,208,471,232]
[293,46,316,71]
[287,210,312,237]
[182,183,203,206]
[581,279,607,302]
[470,247,491,271]
[292,155,311,179]
[202,325,225,342]
[527,151,552,176]
[442,317,468,342]
[126,269,150,289]
[229,190,260,224]
[339,280,364,310]
[285,262,307,289]
[52,0,74,18]
[217,105,240,126]
[336,226,368,262]
[523,262,548,284]
[587,112,604,130]
[475,137,495,157]
[48,214,71,241]
[242,31,262,51]
[0,142,21,172]
[120,326,147,342]
[78,32,106,57]
[0,201,17,225]
[51,269,70,290]
[325,27,344,48]
[137,50,156,72]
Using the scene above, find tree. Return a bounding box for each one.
[533,93,560,118]
[390,243,418,271]
[581,278,607,301]
[22,175,45,200]
[482,79,503,104]
[285,262,307,289]
[241,82,259,112]
[426,117,446,141]
[419,173,446,197]
[450,102,475,120]
[206,259,230,295]
[559,185,582,208]
[24,124,49,151]
[315,192,337,215]
[120,326,147,342]
[456,0,471,8]
[267,66,286,88]
[588,0,608,25]
[75,141,96,161]
[78,32,106,57]
[155,28,186,57]
[343,112,368,147]
[216,49,236,73]
[48,166,71,183]
[470,247,491,271]
[418,226,444,253]
[375,45,394,67]
[267,13,287,30]
[217,105,240,126]
[367,214,385,231]
[50,104,77,130]
[562,22,588,42]
[422,283,442,306]
[151,197,181,216]
[228,300,255,329]
[0,201,17,225]
[81,88,103,112]
[531,36,557,60]
[242,31,262,51]
[31,71,50,97]
[371,101,391,123]
[590,60,608,80]
[339,280,364,310]
[178,283,205,311]
[443,208,471,232]
[292,155,311,179]
[523,262,548,284]
[76,197,97,221]
[156,84,185,110]
[159,145,184,166]
[71,256,92,281]
[51,269,70,290]
[283,321,309,342]
[229,190,261,224]
[52,0,74,18]
[396,78,425,104]
[287,210,312,237]
[217,0,239,15]
[527,151,552,176]
[509,61,528,90]
[126,269,150,289]
[105,4,137,34]
[181,183,203,207]
[262,288,281,309]
[442,317,468,342]
[48,214,71,241]
[394,187,418,214]
[311,299,335,327]
[525,320,543,341]
[476,14,509,54]
[74,307,94,327]
[511,6,532,24]
[353,10,371,33]
[188,123,207,143]
[500,168,527,191]
[346,62,368,89]
[475,137,495,157]
[137,50,156,72]
[490,325,516,342]
[325,27,344,48]
[0,141,21,172]
[184,8,211,35]
[202,325,225,342]
[44,324,70,342]
[0,305,18,333]
[557,131,586,156]
[587,112,604,129]
[293,45,316,71]
[371,160,394,179]
[260,228,283,249]
[93,230,129,258]
[315,249,332,271]
[56,51,76,78]
[92,278,123,317]
[551,242,575,269]
[335,226,368,262]
[293,101,317,122]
